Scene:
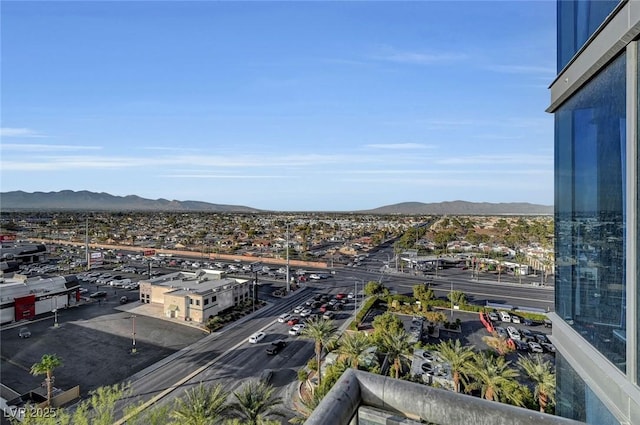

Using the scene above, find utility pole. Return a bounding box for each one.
[285,223,290,293]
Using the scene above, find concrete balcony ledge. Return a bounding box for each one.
[304,369,586,425]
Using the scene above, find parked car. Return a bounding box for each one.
[248,332,266,343]
[300,308,313,317]
[499,311,512,322]
[119,296,129,304]
[488,312,500,322]
[322,311,335,320]
[520,329,535,342]
[512,339,529,351]
[528,341,544,353]
[335,293,346,300]
[541,342,556,353]
[494,327,507,338]
[266,340,287,355]
[511,315,522,324]
[19,327,31,338]
[287,317,300,326]
[506,326,521,340]
[534,333,549,344]
[293,305,304,314]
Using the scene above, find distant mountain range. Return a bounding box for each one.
[360,201,553,215]
[0,190,261,213]
[0,191,553,215]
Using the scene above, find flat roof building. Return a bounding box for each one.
[138,269,250,324]
[0,274,79,324]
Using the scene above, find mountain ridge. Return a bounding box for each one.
[0,191,553,214]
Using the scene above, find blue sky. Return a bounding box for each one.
[1,1,556,211]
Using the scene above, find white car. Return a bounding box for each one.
[278,313,292,323]
[506,326,521,340]
[248,332,266,343]
[347,292,355,299]
[289,324,306,336]
[300,308,313,317]
[293,305,304,314]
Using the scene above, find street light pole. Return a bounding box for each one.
[450,280,454,321]
[53,298,59,328]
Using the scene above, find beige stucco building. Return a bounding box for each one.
[138,269,250,323]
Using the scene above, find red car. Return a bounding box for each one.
[287,317,300,326]
[319,304,328,313]
[335,293,346,300]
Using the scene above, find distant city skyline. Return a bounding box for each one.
[1,1,556,211]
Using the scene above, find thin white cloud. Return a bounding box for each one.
[0,127,46,138]
[370,45,467,65]
[344,168,550,175]
[1,143,101,152]
[364,143,434,150]
[163,174,287,179]
[485,64,555,75]
[436,154,552,166]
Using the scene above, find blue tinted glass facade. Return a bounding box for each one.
[556,354,621,425]
[557,0,620,71]
[554,53,627,371]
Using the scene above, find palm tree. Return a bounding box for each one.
[466,352,523,406]
[170,382,229,425]
[337,332,372,369]
[300,317,337,387]
[379,328,412,379]
[30,354,63,406]
[436,339,475,393]
[518,353,556,412]
[227,381,283,425]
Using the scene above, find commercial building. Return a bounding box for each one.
[0,274,80,324]
[547,1,640,424]
[138,269,250,323]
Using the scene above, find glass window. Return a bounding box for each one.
[558,0,620,71]
[556,354,621,425]
[555,53,627,371]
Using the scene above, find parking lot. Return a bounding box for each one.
[0,289,206,398]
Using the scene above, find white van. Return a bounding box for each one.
[499,311,511,322]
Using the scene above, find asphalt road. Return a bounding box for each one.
[110,287,320,421]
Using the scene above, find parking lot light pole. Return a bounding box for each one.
[131,315,137,354]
